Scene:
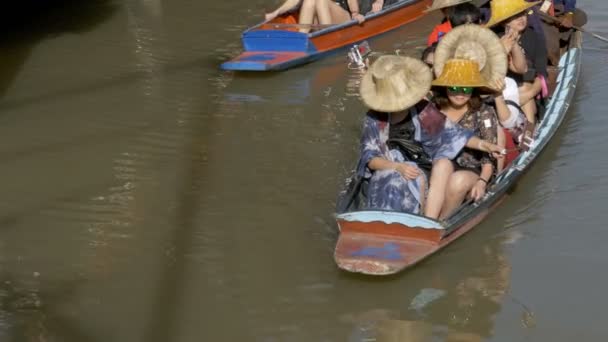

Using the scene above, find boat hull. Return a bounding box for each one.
[334,32,583,275]
[221,0,432,71]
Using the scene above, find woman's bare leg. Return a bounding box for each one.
[439,170,478,219]
[298,0,349,32]
[324,0,350,23]
[518,81,542,124]
[424,159,454,219]
[298,0,317,33]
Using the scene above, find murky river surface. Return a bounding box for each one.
[1,0,607,341]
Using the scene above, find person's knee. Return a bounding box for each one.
[447,173,471,195]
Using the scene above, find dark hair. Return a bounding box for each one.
[432,86,482,111]
[421,43,437,64]
[449,3,482,27]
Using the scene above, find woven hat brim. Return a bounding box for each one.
[431,78,489,88]
[484,1,541,27]
[423,0,472,12]
[433,24,508,84]
[359,57,433,113]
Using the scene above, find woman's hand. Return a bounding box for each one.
[500,30,520,53]
[395,163,421,180]
[352,13,365,24]
[371,0,384,13]
[470,180,487,201]
[488,78,506,93]
[479,141,506,159]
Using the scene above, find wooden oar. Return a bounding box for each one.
[538,11,608,44]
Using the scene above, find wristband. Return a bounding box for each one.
[478,177,488,184]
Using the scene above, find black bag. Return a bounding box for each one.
[386,117,433,172]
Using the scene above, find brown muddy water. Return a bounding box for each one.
[0,0,607,341]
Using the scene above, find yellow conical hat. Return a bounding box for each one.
[484,0,541,27]
[432,59,489,87]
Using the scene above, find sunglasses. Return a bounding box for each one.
[447,86,474,95]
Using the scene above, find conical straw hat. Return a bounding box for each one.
[424,0,473,12]
[432,59,489,87]
[360,55,432,112]
[484,0,541,27]
[433,24,507,86]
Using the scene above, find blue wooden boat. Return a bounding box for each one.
[221,0,432,71]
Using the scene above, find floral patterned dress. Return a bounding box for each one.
[357,104,473,214]
[449,103,498,173]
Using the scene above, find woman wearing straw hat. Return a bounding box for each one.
[354,55,503,214]
[424,57,505,219]
[486,0,548,138]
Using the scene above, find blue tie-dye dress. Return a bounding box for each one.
[357,103,473,214]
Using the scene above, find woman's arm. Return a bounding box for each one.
[494,95,512,123]
[368,157,421,179]
[509,44,528,74]
[465,136,504,154]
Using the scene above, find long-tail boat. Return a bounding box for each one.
[334,31,583,275]
[221,0,432,71]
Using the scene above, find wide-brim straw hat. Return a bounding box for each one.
[424,0,472,13]
[432,59,490,87]
[360,55,432,112]
[484,0,541,27]
[433,24,507,87]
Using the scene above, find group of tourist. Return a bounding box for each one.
[349,0,585,219]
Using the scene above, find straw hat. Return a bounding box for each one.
[424,0,473,12]
[484,0,541,27]
[360,55,432,112]
[433,24,507,85]
[432,59,490,87]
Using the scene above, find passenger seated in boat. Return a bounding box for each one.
[424,58,505,219]
[264,0,386,33]
[355,55,435,213]
[431,24,510,170]
[425,0,475,46]
[486,0,549,139]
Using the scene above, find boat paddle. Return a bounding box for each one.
[538,11,608,44]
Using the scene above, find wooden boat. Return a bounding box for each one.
[334,31,583,275]
[220,0,432,71]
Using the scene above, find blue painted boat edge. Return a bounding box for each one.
[220,51,317,71]
[336,211,444,230]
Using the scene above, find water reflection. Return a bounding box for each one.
[345,235,513,342]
